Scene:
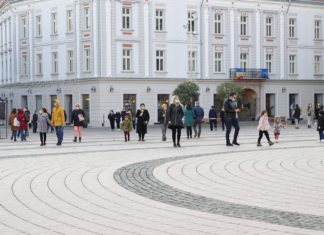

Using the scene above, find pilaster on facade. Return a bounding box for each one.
[28,9,34,82]
[144,0,150,78]
[93,0,99,77]
[256,9,261,69]
[230,7,235,69]
[15,14,19,83]
[75,1,81,79]
[280,10,285,80]
[105,0,112,77]
[203,2,209,79]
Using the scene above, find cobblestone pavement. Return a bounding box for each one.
[0,125,323,235]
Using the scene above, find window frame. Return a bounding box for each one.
[289,18,296,38]
[122,48,132,72]
[67,50,74,73]
[188,50,197,73]
[289,54,297,74]
[66,10,74,33]
[156,50,165,72]
[84,48,91,72]
[51,12,58,35]
[240,53,248,70]
[314,55,321,75]
[315,20,321,40]
[240,15,248,36]
[35,15,42,37]
[214,52,223,73]
[155,9,165,32]
[214,12,222,35]
[52,52,58,74]
[122,7,132,30]
[36,53,43,75]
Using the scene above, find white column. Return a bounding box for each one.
[203,4,209,79]
[0,22,2,84]
[144,0,150,78]
[105,0,112,77]
[280,11,285,80]
[15,15,20,82]
[7,18,11,83]
[256,10,261,68]
[28,10,33,81]
[10,17,14,83]
[76,2,81,78]
[230,8,235,68]
[93,0,99,77]
[4,20,7,84]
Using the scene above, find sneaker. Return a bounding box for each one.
[177,143,181,147]
[268,141,274,146]
[257,142,262,147]
[173,142,177,148]
[232,142,240,146]
[226,143,233,146]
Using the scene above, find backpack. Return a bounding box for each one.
[13,117,20,127]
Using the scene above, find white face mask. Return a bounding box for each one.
[175,99,180,104]
[39,110,43,114]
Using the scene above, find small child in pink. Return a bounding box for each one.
[257,110,274,147]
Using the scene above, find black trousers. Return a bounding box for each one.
[210,119,217,130]
[186,126,192,137]
[109,121,115,130]
[225,117,240,144]
[221,120,225,130]
[116,121,120,129]
[258,130,270,142]
[33,123,37,133]
[40,132,47,144]
[138,131,145,140]
[171,127,182,144]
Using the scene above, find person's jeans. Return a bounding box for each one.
[319,131,324,140]
[193,119,202,137]
[171,127,182,144]
[225,117,240,144]
[161,123,167,139]
[55,126,64,144]
[11,130,17,140]
[20,130,26,141]
[221,120,225,131]
[33,123,37,133]
[210,119,217,131]
[186,126,192,138]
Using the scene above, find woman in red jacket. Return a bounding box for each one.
[17,109,28,141]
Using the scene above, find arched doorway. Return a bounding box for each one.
[239,88,257,121]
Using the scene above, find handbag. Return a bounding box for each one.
[78,114,85,122]
[13,117,20,127]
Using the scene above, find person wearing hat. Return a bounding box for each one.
[168,96,184,147]
[159,103,168,141]
[136,103,150,141]
[121,115,132,142]
[51,99,65,146]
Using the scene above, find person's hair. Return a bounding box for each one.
[260,110,267,116]
[211,106,214,108]
[229,92,236,97]
[295,104,299,108]
[275,117,281,122]
[186,103,192,110]
[75,103,80,107]
[140,103,145,107]
[42,108,47,113]
[11,108,17,115]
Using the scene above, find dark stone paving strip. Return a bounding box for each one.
[113,149,324,232]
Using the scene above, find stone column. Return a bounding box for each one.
[28,9,33,81]
[230,8,235,68]
[76,1,81,78]
[15,15,20,82]
[144,0,150,78]
[256,9,261,68]
[105,0,112,77]
[203,3,209,79]
[280,11,285,79]
[93,0,99,77]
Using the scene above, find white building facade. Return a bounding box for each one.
[0,0,324,126]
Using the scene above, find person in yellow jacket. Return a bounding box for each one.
[51,99,65,146]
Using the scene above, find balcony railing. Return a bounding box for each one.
[230,68,269,80]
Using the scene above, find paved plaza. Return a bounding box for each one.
[0,124,323,235]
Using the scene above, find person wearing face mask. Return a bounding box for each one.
[37,108,51,146]
[51,99,65,146]
[136,103,150,141]
[71,103,86,142]
[168,96,184,147]
[224,92,241,146]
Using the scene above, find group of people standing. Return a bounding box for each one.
[8,99,86,146]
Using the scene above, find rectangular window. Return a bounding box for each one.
[240,15,248,36]
[265,17,273,37]
[289,55,296,74]
[155,9,164,31]
[84,48,91,72]
[22,55,28,75]
[315,20,321,40]
[66,10,73,33]
[51,12,58,35]
[266,94,276,117]
[188,51,196,72]
[52,52,58,74]
[122,7,131,30]
[314,55,321,75]
[67,50,74,73]
[188,11,197,33]
[122,49,132,71]
[289,18,296,38]
[21,18,27,39]
[266,54,273,74]
[240,53,248,70]
[36,54,42,75]
[84,7,90,30]
[214,52,222,73]
[214,13,222,35]
[36,15,42,37]
[156,50,165,72]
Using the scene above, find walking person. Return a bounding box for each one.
[24,109,31,137]
[136,103,150,141]
[158,103,168,141]
[274,116,283,143]
[184,103,194,139]
[38,108,51,146]
[115,110,121,129]
[208,106,217,131]
[293,104,301,129]
[193,101,204,138]
[121,108,127,121]
[220,108,225,131]
[51,99,65,146]
[17,109,28,141]
[121,115,132,142]
[168,96,184,147]
[315,103,321,121]
[317,110,324,142]
[224,93,240,146]
[108,110,115,131]
[8,108,19,142]
[257,110,274,147]
[32,111,38,133]
[71,103,86,142]
[307,104,313,128]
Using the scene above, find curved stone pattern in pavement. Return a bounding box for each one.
[114,147,324,232]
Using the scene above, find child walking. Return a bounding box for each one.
[257,111,274,147]
[122,115,132,142]
[317,110,324,142]
[273,116,282,143]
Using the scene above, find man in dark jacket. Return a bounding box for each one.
[224,92,240,146]
[193,102,204,138]
[208,106,217,131]
[158,103,168,141]
[115,111,121,129]
[108,110,115,131]
[32,111,38,133]
[293,104,301,129]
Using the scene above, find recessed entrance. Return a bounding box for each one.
[240,88,257,121]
